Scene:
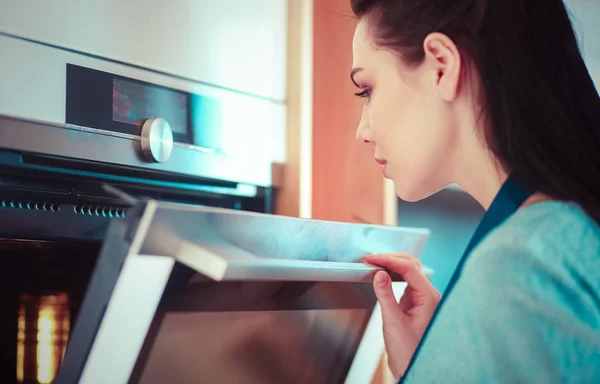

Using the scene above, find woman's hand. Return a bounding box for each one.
[364,253,441,380]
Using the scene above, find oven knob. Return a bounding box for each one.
[140,118,174,163]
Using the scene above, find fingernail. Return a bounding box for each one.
[375,272,389,288]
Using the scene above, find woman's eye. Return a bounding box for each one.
[354,89,371,99]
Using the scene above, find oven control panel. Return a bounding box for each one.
[66,64,216,152]
[0,33,285,188]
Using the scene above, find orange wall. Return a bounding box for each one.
[312,0,385,224]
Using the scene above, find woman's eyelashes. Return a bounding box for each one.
[354,88,371,100]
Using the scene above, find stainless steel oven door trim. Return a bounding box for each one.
[172,239,434,283]
[78,254,176,384]
[0,113,273,187]
[138,200,432,283]
[345,282,408,384]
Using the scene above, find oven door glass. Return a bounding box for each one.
[129,269,377,384]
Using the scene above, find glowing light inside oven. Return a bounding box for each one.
[37,305,56,383]
[16,294,70,384]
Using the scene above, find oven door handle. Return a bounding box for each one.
[163,239,433,283]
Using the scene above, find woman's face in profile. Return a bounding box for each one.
[352,19,463,202]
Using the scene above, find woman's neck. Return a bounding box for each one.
[458,170,553,211]
[452,149,507,209]
[450,124,555,210]
[521,193,554,208]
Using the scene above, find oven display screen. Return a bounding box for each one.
[112,78,188,135]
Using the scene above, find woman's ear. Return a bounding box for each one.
[422,32,462,102]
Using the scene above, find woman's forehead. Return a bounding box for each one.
[352,19,373,66]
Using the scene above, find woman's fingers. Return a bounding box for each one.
[364,253,431,292]
[372,270,404,320]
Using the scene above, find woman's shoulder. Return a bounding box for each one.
[465,200,600,318]
[472,200,600,273]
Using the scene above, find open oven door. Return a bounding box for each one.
[55,199,432,384]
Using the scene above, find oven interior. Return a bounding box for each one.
[0,150,271,383]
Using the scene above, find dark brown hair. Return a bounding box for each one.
[352,0,600,222]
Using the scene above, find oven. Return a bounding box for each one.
[0,30,279,383]
[0,24,431,384]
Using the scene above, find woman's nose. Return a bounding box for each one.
[356,124,373,144]
[355,108,373,144]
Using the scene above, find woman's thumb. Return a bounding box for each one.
[373,271,401,318]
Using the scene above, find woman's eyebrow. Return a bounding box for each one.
[350,67,363,87]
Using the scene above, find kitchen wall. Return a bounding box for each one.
[565,0,600,87]
[279,0,392,224]
[397,188,484,293]
[311,0,387,224]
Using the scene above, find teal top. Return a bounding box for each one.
[403,201,600,383]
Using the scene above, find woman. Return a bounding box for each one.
[352,0,600,382]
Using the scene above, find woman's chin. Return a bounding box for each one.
[394,182,439,202]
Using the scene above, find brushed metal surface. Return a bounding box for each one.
[140,118,174,163]
[0,113,273,186]
[136,201,432,283]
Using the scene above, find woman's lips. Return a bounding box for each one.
[374,158,390,178]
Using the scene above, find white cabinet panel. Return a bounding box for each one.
[565,0,600,89]
[0,0,287,101]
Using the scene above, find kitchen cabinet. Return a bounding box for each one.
[0,0,287,101]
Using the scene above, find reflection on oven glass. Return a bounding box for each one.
[135,309,366,384]
[16,293,70,384]
[112,78,188,135]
